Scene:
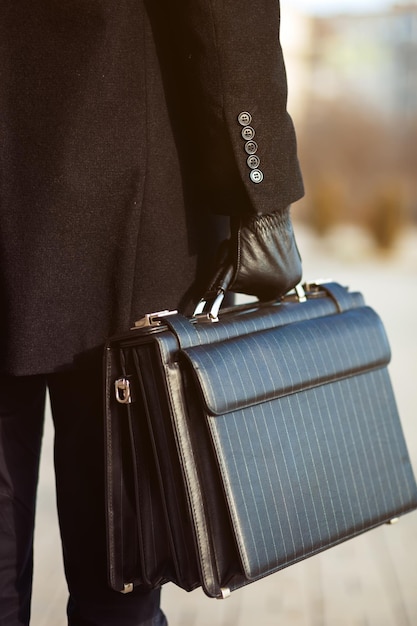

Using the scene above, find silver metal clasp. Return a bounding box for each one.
[193,264,233,323]
[219,587,231,599]
[193,289,226,323]
[115,378,133,404]
[294,283,307,302]
[133,309,178,329]
[282,281,328,303]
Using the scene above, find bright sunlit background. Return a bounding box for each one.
[280,0,417,253]
[287,0,396,14]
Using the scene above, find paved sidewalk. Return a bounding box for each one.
[31,227,417,625]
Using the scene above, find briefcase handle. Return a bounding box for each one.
[193,278,358,323]
[193,272,308,323]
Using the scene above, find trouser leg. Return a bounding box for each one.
[0,374,46,626]
[48,356,167,626]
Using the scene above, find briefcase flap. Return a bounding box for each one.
[182,306,391,416]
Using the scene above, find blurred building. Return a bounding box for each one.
[307,3,417,119]
[281,2,417,230]
[282,3,417,116]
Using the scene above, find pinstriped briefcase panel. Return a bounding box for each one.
[182,306,390,414]
[204,370,416,580]
[178,300,417,583]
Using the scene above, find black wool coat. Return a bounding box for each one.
[0,1,304,376]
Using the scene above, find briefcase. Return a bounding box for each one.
[104,281,417,599]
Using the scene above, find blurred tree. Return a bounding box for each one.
[365,184,406,252]
[307,179,344,236]
[296,99,416,240]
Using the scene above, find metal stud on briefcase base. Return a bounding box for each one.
[104,281,417,599]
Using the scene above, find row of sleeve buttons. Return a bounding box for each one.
[237,112,264,184]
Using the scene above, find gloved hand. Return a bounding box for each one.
[209,206,302,302]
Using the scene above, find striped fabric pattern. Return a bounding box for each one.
[167,288,365,350]
[164,287,417,588]
[183,307,390,415]
[206,369,416,579]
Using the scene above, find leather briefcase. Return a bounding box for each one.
[104,281,417,599]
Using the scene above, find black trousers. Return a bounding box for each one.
[0,358,167,626]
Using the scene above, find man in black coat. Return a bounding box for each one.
[0,2,303,624]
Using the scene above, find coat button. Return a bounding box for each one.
[237,111,252,126]
[244,140,258,155]
[250,169,264,183]
[241,126,255,141]
[247,155,260,169]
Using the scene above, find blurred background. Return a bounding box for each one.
[281,0,417,252]
[31,2,417,625]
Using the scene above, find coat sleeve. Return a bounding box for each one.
[145,0,304,216]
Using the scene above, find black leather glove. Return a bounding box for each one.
[209,206,302,302]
